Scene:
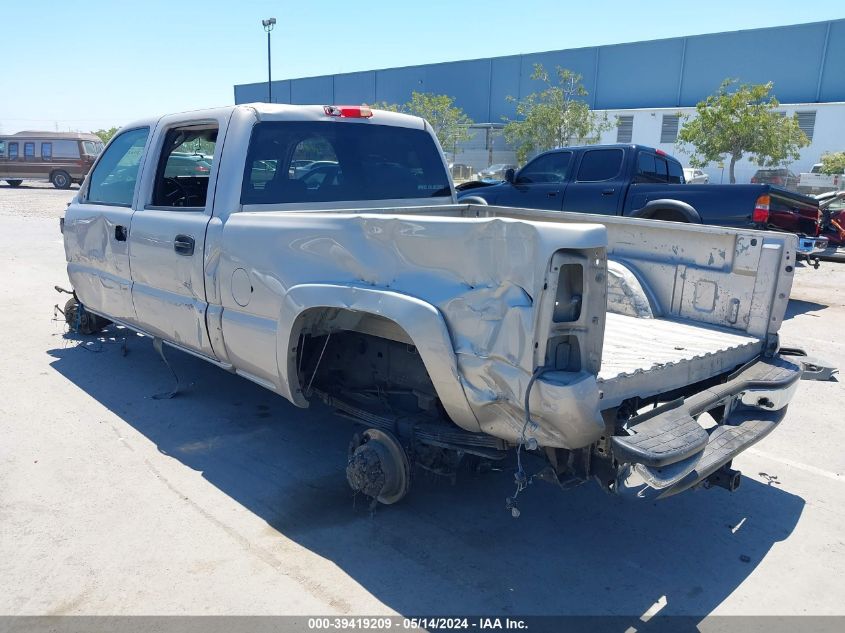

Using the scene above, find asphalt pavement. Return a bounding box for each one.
[1,181,843,622]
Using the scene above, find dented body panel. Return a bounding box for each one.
[214,212,610,447]
[63,104,802,499]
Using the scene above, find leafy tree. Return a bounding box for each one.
[374,92,473,158]
[676,80,809,184]
[503,65,610,164]
[819,151,845,175]
[91,126,119,144]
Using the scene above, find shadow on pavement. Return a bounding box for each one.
[48,327,805,623]
[785,298,828,319]
[0,182,80,189]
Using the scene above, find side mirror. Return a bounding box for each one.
[504,168,516,183]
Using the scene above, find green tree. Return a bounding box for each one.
[676,79,809,184]
[91,126,119,144]
[819,151,845,175]
[503,65,610,164]
[374,92,473,158]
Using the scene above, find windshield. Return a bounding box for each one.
[242,121,451,205]
[83,140,104,156]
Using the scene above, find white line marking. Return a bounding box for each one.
[746,448,844,482]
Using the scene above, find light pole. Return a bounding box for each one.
[261,18,276,103]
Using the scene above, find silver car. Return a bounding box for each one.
[476,163,516,181]
[683,167,709,184]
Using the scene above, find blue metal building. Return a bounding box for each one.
[234,19,845,122]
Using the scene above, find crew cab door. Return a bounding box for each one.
[562,147,626,215]
[63,126,152,322]
[127,112,230,357]
[494,151,571,210]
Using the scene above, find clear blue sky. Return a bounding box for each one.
[1,0,842,134]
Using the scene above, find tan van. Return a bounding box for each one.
[0,131,104,189]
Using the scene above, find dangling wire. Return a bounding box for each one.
[507,366,550,517]
[305,332,332,397]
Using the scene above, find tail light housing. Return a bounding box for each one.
[753,194,770,224]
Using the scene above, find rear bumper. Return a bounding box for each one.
[612,353,802,499]
[796,235,829,256]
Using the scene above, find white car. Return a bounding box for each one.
[683,167,709,184]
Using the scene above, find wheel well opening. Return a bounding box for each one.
[644,208,690,223]
[290,308,442,417]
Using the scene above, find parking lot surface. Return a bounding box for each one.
[1,183,843,620]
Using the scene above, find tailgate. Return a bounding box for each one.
[465,204,797,341]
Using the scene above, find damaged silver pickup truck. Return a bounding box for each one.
[62,103,804,507]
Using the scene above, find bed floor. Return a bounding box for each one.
[598,312,764,406]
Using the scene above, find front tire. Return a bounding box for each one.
[6,180,23,187]
[63,298,111,334]
[51,171,72,189]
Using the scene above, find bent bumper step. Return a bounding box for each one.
[612,353,802,499]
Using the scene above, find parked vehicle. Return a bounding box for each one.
[289,159,315,173]
[799,163,844,195]
[818,191,845,261]
[62,105,804,507]
[448,162,474,181]
[0,131,104,188]
[300,162,342,189]
[751,168,799,189]
[162,153,213,177]
[457,145,827,263]
[476,163,516,181]
[683,167,709,184]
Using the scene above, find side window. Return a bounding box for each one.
[516,152,572,184]
[87,127,149,206]
[637,153,656,182]
[576,149,623,182]
[53,140,80,158]
[41,142,53,160]
[654,157,668,182]
[668,161,683,184]
[24,142,35,160]
[0,141,5,157]
[9,142,19,160]
[152,125,218,208]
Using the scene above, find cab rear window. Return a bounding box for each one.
[241,121,451,205]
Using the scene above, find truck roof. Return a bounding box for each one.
[550,143,671,155]
[117,103,429,136]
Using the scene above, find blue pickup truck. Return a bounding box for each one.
[457,144,828,261]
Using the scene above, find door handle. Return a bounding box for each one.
[601,188,615,196]
[174,234,195,256]
[114,225,128,241]
[547,191,558,198]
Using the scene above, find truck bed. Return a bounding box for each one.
[598,313,764,407]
